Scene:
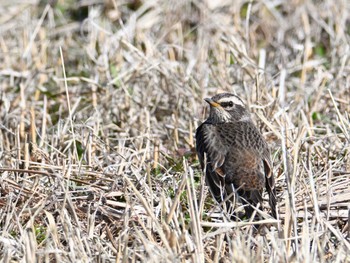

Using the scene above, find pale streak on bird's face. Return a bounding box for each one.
[216,96,245,107]
[238,115,251,122]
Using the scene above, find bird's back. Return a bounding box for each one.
[196,120,276,218]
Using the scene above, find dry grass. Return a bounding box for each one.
[0,0,350,262]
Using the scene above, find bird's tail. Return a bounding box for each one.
[267,183,277,219]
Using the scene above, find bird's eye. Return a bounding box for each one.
[221,101,234,108]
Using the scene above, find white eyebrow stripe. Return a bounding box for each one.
[217,96,245,106]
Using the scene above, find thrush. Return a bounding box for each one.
[196,93,277,219]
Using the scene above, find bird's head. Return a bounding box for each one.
[204,93,251,123]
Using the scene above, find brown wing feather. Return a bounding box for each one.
[218,122,277,218]
[195,122,227,204]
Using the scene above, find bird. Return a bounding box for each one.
[195,93,277,220]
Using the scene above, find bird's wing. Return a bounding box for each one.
[245,121,277,218]
[255,128,277,218]
[221,121,277,218]
[196,123,228,203]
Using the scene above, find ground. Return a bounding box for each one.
[0,0,349,262]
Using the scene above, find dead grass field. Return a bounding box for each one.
[0,0,350,262]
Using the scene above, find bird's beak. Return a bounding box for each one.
[204,98,221,108]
